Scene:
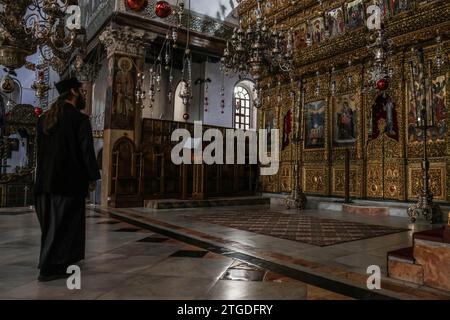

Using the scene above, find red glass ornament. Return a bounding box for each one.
[127,0,149,12]
[34,107,43,117]
[183,113,190,120]
[155,1,172,18]
[376,78,389,91]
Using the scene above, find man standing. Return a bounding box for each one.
[34,77,100,282]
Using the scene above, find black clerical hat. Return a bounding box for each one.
[55,77,82,95]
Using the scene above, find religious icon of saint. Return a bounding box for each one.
[305,100,326,148]
[384,95,395,135]
[334,95,357,146]
[337,102,355,140]
[370,93,398,141]
[293,23,308,49]
[310,17,325,44]
[327,8,345,38]
[432,76,447,139]
[115,57,135,117]
[346,0,364,30]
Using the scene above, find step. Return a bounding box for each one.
[413,238,450,292]
[265,195,450,221]
[342,204,389,216]
[387,246,414,263]
[413,227,445,243]
[144,197,271,209]
[387,246,424,285]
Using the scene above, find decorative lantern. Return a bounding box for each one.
[127,0,149,12]
[155,1,172,18]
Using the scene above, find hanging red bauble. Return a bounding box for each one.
[127,0,149,12]
[376,78,389,91]
[34,106,43,117]
[183,113,190,120]
[155,1,172,18]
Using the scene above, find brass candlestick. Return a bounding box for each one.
[407,48,442,224]
[285,81,307,211]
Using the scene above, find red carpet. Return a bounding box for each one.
[190,211,408,247]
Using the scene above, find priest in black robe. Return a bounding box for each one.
[34,77,101,282]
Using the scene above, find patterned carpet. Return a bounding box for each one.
[190,211,408,247]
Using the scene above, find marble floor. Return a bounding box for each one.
[93,204,450,300]
[0,206,354,300]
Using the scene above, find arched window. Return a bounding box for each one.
[234,85,251,130]
[174,81,187,122]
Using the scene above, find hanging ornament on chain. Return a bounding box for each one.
[136,71,146,109]
[34,106,43,117]
[203,79,211,113]
[366,25,393,93]
[179,0,193,108]
[127,0,149,12]
[220,86,225,114]
[171,1,185,49]
[376,78,389,91]
[155,1,173,18]
[168,71,174,103]
[220,72,226,114]
[164,32,172,71]
[148,67,156,108]
[179,52,193,107]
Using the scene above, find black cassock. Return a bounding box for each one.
[35,103,100,275]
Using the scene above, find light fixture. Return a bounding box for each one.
[0,0,85,74]
[221,0,294,108]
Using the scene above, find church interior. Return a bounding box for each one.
[0,0,450,301]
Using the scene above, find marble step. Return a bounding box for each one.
[387,246,424,285]
[413,227,446,243]
[144,196,270,209]
[266,194,450,221]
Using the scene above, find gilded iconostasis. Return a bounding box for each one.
[238,0,450,202]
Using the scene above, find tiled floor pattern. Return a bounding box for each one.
[0,209,351,300]
[188,210,408,246]
[99,205,450,300]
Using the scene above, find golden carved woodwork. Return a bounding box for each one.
[241,0,450,202]
[366,161,406,200]
[241,1,450,75]
[384,161,405,200]
[332,166,362,197]
[261,172,280,193]
[408,163,446,201]
[303,167,327,194]
[367,133,402,160]
[367,162,383,198]
[280,162,292,193]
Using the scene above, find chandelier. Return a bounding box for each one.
[0,0,85,74]
[221,0,294,108]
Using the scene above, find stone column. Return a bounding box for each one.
[98,25,156,207]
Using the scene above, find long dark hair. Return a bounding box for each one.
[43,92,71,135]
